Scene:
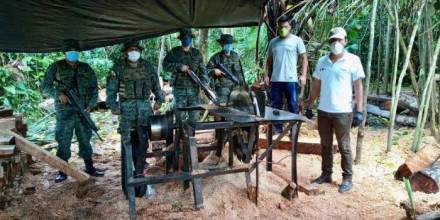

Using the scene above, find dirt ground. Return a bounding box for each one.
[1,121,439,220]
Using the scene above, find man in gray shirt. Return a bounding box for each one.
[265,15,308,134]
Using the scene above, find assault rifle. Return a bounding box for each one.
[215,63,240,85]
[54,79,103,141]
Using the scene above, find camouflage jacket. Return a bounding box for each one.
[163,46,209,88]
[207,51,245,89]
[106,59,164,126]
[42,60,98,111]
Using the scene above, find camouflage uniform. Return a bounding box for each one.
[42,60,98,161]
[106,57,164,196]
[163,46,208,122]
[207,51,245,103]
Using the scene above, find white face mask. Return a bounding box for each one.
[330,41,345,55]
[127,51,141,62]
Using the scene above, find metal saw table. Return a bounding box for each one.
[123,104,309,220]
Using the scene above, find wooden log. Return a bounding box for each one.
[367,104,417,126]
[395,145,440,180]
[368,94,419,112]
[2,130,89,182]
[409,159,440,194]
[0,108,13,118]
[258,136,338,155]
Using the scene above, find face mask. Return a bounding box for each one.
[330,41,345,55]
[181,37,192,47]
[127,51,141,62]
[223,43,233,52]
[278,27,289,38]
[65,51,79,62]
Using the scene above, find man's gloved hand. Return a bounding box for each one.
[352,111,364,127]
[305,109,314,119]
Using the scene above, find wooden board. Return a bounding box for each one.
[395,145,440,180]
[2,130,90,182]
[0,145,16,156]
[0,118,16,130]
[0,134,14,145]
[259,136,338,155]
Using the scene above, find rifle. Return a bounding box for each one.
[54,79,103,141]
[187,70,219,105]
[215,63,240,85]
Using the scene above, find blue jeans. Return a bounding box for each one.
[270,81,299,133]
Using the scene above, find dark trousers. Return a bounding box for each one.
[317,110,353,180]
[270,81,299,133]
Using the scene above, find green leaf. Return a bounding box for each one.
[3,85,16,95]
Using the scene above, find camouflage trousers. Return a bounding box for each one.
[173,88,201,123]
[55,109,93,161]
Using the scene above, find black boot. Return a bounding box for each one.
[311,174,332,184]
[84,159,104,177]
[338,179,353,193]
[55,171,68,183]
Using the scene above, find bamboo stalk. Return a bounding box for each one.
[411,34,440,152]
[383,17,392,94]
[386,0,400,152]
[388,0,425,152]
[354,0,378,164]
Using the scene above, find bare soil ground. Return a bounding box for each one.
[1,122,439,220]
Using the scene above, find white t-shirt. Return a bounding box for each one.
[312,52,365,113]
[268,34,306,82]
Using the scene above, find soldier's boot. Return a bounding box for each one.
[84,159,104,177]
[55,171,68,183]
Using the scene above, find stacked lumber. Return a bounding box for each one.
[0,107,30,208]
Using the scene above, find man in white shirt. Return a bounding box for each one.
[303,27,365,193]
[265,15,308,134]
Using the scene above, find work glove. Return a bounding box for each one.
[352,111,364,127]
[305,109,314,119]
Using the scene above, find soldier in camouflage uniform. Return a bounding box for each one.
[106,41,164,197]
[207,34,246,157]
[163,28,209,122]
[42,40,104,183]
[207,34,245,103]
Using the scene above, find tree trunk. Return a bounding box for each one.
[157,36,165,87]
[355,0,378,164]
[199,29,209,62]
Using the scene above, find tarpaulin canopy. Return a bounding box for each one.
[0,0,267,53]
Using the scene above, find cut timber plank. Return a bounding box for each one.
[259,136,337,155]
[395,144,440,180]
[2,130,89,182]
[0,145,16,156]
[272,165,323,196]
[0,108,13,118]
[0,134,14,145]
[409,159,440,194]
[0,117,16,130]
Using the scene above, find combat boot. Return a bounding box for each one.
[84,159,104,177]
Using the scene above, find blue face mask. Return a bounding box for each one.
[223,44,233,52]
[65,51,80,62]
[181,37,192,47]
